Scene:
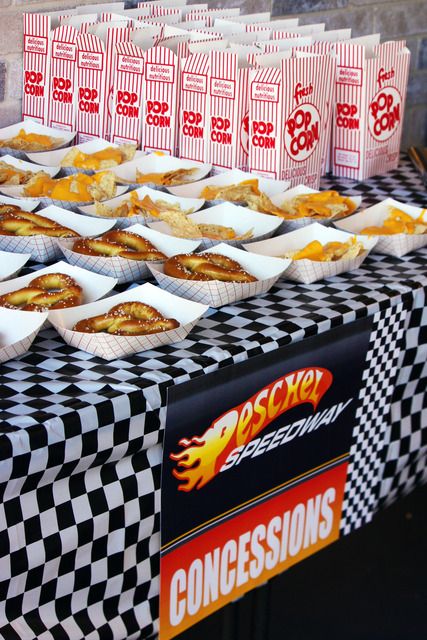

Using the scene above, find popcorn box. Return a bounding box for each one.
[332,38,410,180]
[334,197,427,257]
[75,21,132,144]
[23,13,59,125]
[148,242,290,307]
[0,307,48,364]
[244,222,377,284]
[48,282,209,360]
[46,24,79,133]
[248,51,336,187]
[213,14,271,32]
[59,222,201,283]
[185,8,240,27]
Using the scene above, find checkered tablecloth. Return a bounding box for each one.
[0,156,426,639]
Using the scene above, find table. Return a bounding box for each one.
[0,156,426,640]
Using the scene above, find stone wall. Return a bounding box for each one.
[1,0,426,148]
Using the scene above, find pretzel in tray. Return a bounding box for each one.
[0,273,83,311]
[73,301,179,335]
[164,253,257,282]
[72,230,166,261]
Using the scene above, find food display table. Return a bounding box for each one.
[0,156,426,640]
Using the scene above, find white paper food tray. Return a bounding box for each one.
[0,183,129,212]
[0,204,116,263]
[166,168,290,202]
[0,154,60,181]
[244,222,377,285]
[0,251,31,281]
[0,307,48,363]
[0,194,40,211]
[48,282,209,360]
[58,223,201,284]
[333,197,427,257]
[268,185,362,233]
[26,138,145,175]
[148,201,283,250]
[77,186,205,228]
[0,119,76,159]
[103,153,212,189]
[148,242,289,308]
[0,261,117,323]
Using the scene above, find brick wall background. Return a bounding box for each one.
[0,0,426,148]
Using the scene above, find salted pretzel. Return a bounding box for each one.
[73,301,179,335]
[163,253,257,283]
[0,209,79,238]
[0,273,83,311]
[72,230,167,261]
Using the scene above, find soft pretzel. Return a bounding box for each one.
[163,253,257,283]
[72,230,167,261]
[0,272,83,311]
[73,301,179,335]
[0,209,79,238]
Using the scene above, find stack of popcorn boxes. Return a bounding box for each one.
[21,3,411,182]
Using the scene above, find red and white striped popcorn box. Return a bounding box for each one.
[249,51,336,188]
[137,0,188,11]
[244,222,377,285]
[0,203,115,263]
[213,14,271,33]
[78,184,205,228]
[0,119,76,160]
[267,184,362,233]
[246,18,299,33]
[27,138,144,175]
[59,222,201,283]
[59,14,98,33]
[167,167,288,200]
[207,50,254,173]
[334,197,427,257]
[148,201,283,250]
[332,37,410,180]
[110,40,146,148]
[23,13,54,125]
[46,25,79,133]
[255,37,313,56]
[148,242,289,308]
[151,6,182,22]
[185,9,241,28]
[0,251,31,282]
[75,22,132,144]
[0,307,48,364]
[271,23,326,40]
[142,46,179,155]
[48,282,209,360]
[75,3,125,15]
[179,47,220,164]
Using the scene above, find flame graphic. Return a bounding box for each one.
[171,367,333,492]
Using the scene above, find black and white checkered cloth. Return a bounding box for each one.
[0,156,426,639]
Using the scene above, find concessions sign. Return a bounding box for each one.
[160,317,374,639]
